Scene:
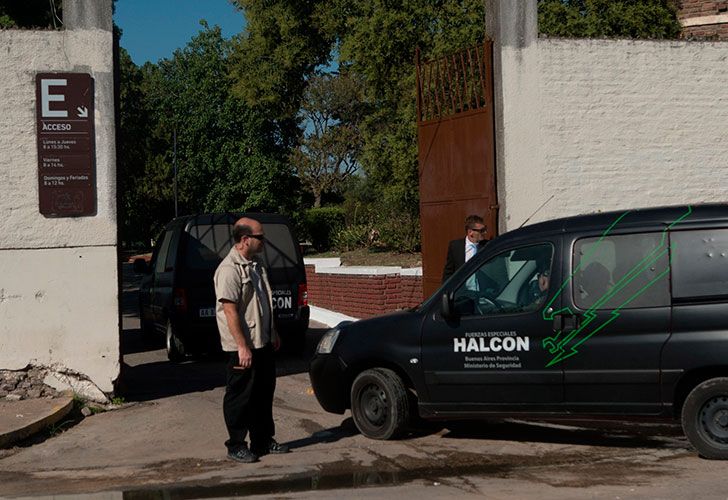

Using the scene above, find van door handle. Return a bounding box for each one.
[552,313,580,331]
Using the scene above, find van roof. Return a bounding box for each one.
[165,212,292,229]
[504,203,728,241]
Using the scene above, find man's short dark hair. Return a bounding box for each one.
[233,223,253,243]
[465,215,485,233]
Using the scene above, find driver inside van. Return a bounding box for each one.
[523,266,550,311]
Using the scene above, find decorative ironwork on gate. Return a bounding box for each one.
[416,43,494,122]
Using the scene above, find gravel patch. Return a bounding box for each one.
[0,367,60,401]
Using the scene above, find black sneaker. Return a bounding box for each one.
[227,446,259,463]
[252,439,290,456]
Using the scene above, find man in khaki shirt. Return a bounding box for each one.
[214,217,289,463]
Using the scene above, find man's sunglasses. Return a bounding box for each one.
[247,234,265,241]
[469,227,487,233]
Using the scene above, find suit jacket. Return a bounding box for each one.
[442,238,487,283]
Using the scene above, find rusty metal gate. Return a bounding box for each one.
[416,41,497,298]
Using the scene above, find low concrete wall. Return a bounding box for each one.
[305,260,423,319]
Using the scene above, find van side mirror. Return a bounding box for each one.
[441,291,457,320]
[133,258,150,274]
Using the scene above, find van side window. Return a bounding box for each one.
[453,243,553,316]
[573,233,670,310]
[154,230,174,274]
[671,229,728,300]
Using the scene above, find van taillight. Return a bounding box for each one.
[298,284,308,307]
[173,288,188,313]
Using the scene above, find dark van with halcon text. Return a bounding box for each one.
[137,213,309,360]
[310,204,728,459]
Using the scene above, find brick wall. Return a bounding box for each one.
[305,265,424,319]
[678,0,728,40]
[678,0,728,19]
[682,23,728,39]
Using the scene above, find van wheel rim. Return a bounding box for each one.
[360,384,387,427]
[699,396,728,445]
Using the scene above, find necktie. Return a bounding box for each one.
[465,243,479,291]
[465,243,475,262]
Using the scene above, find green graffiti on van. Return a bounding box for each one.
[541,206,693,368]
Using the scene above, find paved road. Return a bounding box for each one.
[0,264,726,499]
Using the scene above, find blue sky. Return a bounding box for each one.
[114,0,246,65]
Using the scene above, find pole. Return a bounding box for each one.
[173,127,178,217]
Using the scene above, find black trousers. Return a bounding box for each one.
[223,344,276,452]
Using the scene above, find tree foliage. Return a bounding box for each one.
[538,0,681,39]
[118,1,686,251]
[291,72,364,207]
[230,0,486,223]
[118,24,297,246]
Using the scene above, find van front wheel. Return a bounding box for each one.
[682,377,728,459]
[350,368,409,440]
[166,322,185,363]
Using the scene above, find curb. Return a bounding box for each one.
[309,305,359,328]
[0,394,74,449]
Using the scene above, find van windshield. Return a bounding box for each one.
[183,222,300,272]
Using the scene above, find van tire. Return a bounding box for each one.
[682,377,728,459]
[350,368,409,440]
[166,322,185,363]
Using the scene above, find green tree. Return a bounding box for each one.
[156,25,296,214]
[230,0,485,224]
[117,47,159,246]
[538,0,681,38]
[229,0,334,151]
[291,72,364,207]
[118,24,298,246]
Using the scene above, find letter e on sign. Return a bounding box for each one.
[41,79,68,118]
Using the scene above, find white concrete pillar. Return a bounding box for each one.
[486,0,546,231]
[0,0,119,394]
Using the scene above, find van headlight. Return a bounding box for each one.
[316,328,341,354]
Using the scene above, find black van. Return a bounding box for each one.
[310,204,728,459]
[136,213,309,360]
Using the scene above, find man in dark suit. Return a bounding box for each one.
[442,215,488,283]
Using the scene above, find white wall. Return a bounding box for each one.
[0,22,118,391]
[537,38,728,224]
[489,0,728,231]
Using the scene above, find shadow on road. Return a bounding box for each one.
[119,329,327,402]
[120,262,330,401]
[283,417,359,451]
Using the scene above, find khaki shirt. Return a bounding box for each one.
[214,247,279,351]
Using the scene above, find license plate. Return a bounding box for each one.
[199,307,215,318]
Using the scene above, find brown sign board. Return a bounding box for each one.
[35,73,96,217]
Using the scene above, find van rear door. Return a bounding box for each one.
[180,220,234,320]
[261,222,305,321]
